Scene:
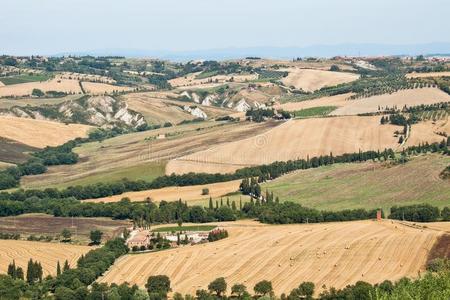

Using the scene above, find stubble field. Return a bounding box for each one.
[166,116,402,174]
[98,219,447,295]
[0,240,91,276]
[0,116,92,148]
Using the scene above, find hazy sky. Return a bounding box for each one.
[1,0,449,55]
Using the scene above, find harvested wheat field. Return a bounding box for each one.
[166,116,401,174]
[0,77,82,97]
[81,82,135,95]
[98,219,447,295]
[0,116,92,148]
[21,121,278,188]
[281,68,359,92]
[405,119,450,147]
[0,240,91,276]
[275,93,352,111]
[332,88,450,116]
[85,180,241,203]
[406,71,450,78]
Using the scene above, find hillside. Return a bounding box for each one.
[0,95,146,128]
[166,116,403,174]
[98,219,447,295]
[261,154,450,211]
[0,116,92,148]
[20,121,278,188]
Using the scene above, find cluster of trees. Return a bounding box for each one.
[389,204,449,222]
[0,232,20,239]
[1,268,449,300]
[207,229,229,242]
[7,261,24,281]
[0,139,80,190]
[239,178,262,198]
[0,238,129,299]
[245,108,291,122]
[242,201,381,225]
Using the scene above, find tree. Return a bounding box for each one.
[231,283,247,298]
[15,267,23,280]
[254,280,273,296]
[208,277,227,296]
[32,88,45,97]
[90,230,103,245]
[7,260,16,278]
[146,275,171,298]
[298,282,315,299]
[61,228,72,242]
[56,261,61,276]
[63,259,70,271]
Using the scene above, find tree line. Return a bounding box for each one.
[0,147,404,201]
[1,257,449,299]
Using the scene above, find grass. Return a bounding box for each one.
[195,71,220,79]
[44,161,167,189]
[152,225,217,232]
[0,73,52,85]
[292,106,337,118]
[261,154,450,212]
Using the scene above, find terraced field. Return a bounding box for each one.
[98,219,447,295]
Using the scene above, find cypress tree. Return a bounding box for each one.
[26,259,33,284]
[16,267,24,280]
[56,261,61,276]
[7,260,16,278]
[63,260,70,271]
[209,197,213,209]
[231,201,236,211]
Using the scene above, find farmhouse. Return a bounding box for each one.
[165,232,210,244]
[126,229,150,248]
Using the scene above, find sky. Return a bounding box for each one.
[1,0,449,55]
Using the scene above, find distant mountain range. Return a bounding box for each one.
[54,42,450,61]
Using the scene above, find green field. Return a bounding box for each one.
[21,161,166,189]
[195,70,220,79]
[292,106,337,118]
[262,154,450,212]
[153,225,217,232]
[0,73,52,85]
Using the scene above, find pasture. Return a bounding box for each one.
[262,154,450,211]
[0,116,92,148]
[98,219,447,295]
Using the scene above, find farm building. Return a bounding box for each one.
[126,229,150,248]
[165,232,210,244]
